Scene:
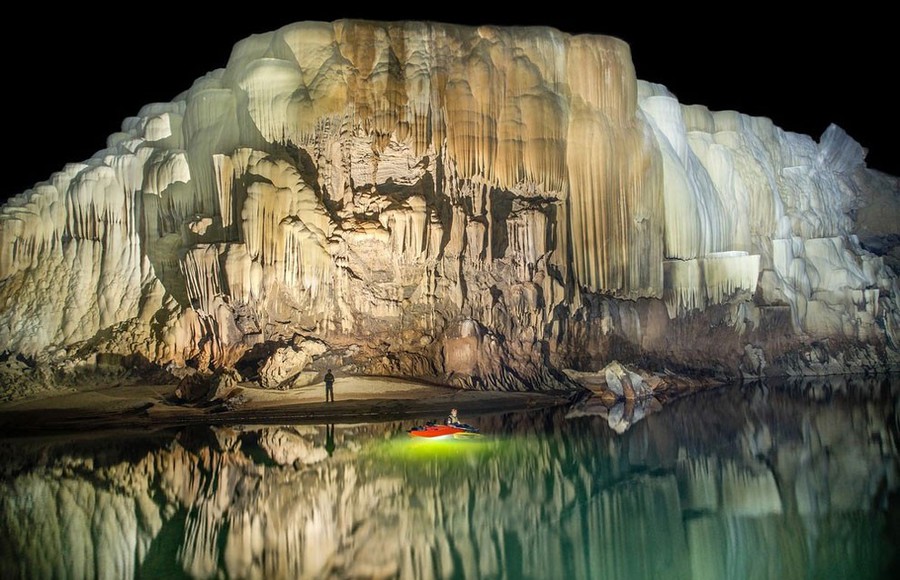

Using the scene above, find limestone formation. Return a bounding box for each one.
[0,20,897,393]
[257,339,327,389]
[173,367,242,404]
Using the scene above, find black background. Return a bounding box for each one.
[4,5,896,200]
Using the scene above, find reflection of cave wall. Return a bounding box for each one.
[0,379,897,578]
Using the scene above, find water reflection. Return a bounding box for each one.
[325,424,335,457]
[1,377,898,579]
[567,393,663,433]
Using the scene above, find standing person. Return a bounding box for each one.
[324,369,335,402]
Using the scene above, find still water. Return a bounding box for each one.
[1,377,898,579]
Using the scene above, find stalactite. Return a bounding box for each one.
[180,245,224,315]
[379,197,428,263]
[144,150,193,237]
[0,19,896,376]
[702,252,761,308]
[212,154,235,230]
[280,216,333,305]
[240,155,330,267]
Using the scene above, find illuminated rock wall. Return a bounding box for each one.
[0,20,897,386]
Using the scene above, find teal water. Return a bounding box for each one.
[1,377,898,579]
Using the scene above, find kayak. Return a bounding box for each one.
[408,423,479,438]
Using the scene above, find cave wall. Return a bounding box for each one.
[0,20,897,386]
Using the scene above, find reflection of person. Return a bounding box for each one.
[324,369,335,402]
[325,424,335,457]
[446,408,459,426]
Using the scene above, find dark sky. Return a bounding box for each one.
[4,7,896,201]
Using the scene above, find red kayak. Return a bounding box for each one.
[408,423,479,438]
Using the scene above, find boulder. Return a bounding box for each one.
[174,368,242,404]
[258,340,327,390]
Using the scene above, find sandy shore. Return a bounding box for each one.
[0,377,576,434]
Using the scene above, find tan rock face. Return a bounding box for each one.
[0,20,898,388]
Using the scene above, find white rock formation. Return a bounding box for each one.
[0,20,897,388]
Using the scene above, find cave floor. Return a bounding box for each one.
[0,377,573,435]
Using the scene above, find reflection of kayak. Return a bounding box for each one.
[408,423,479,438]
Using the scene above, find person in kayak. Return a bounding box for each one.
[446,408,460,426]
